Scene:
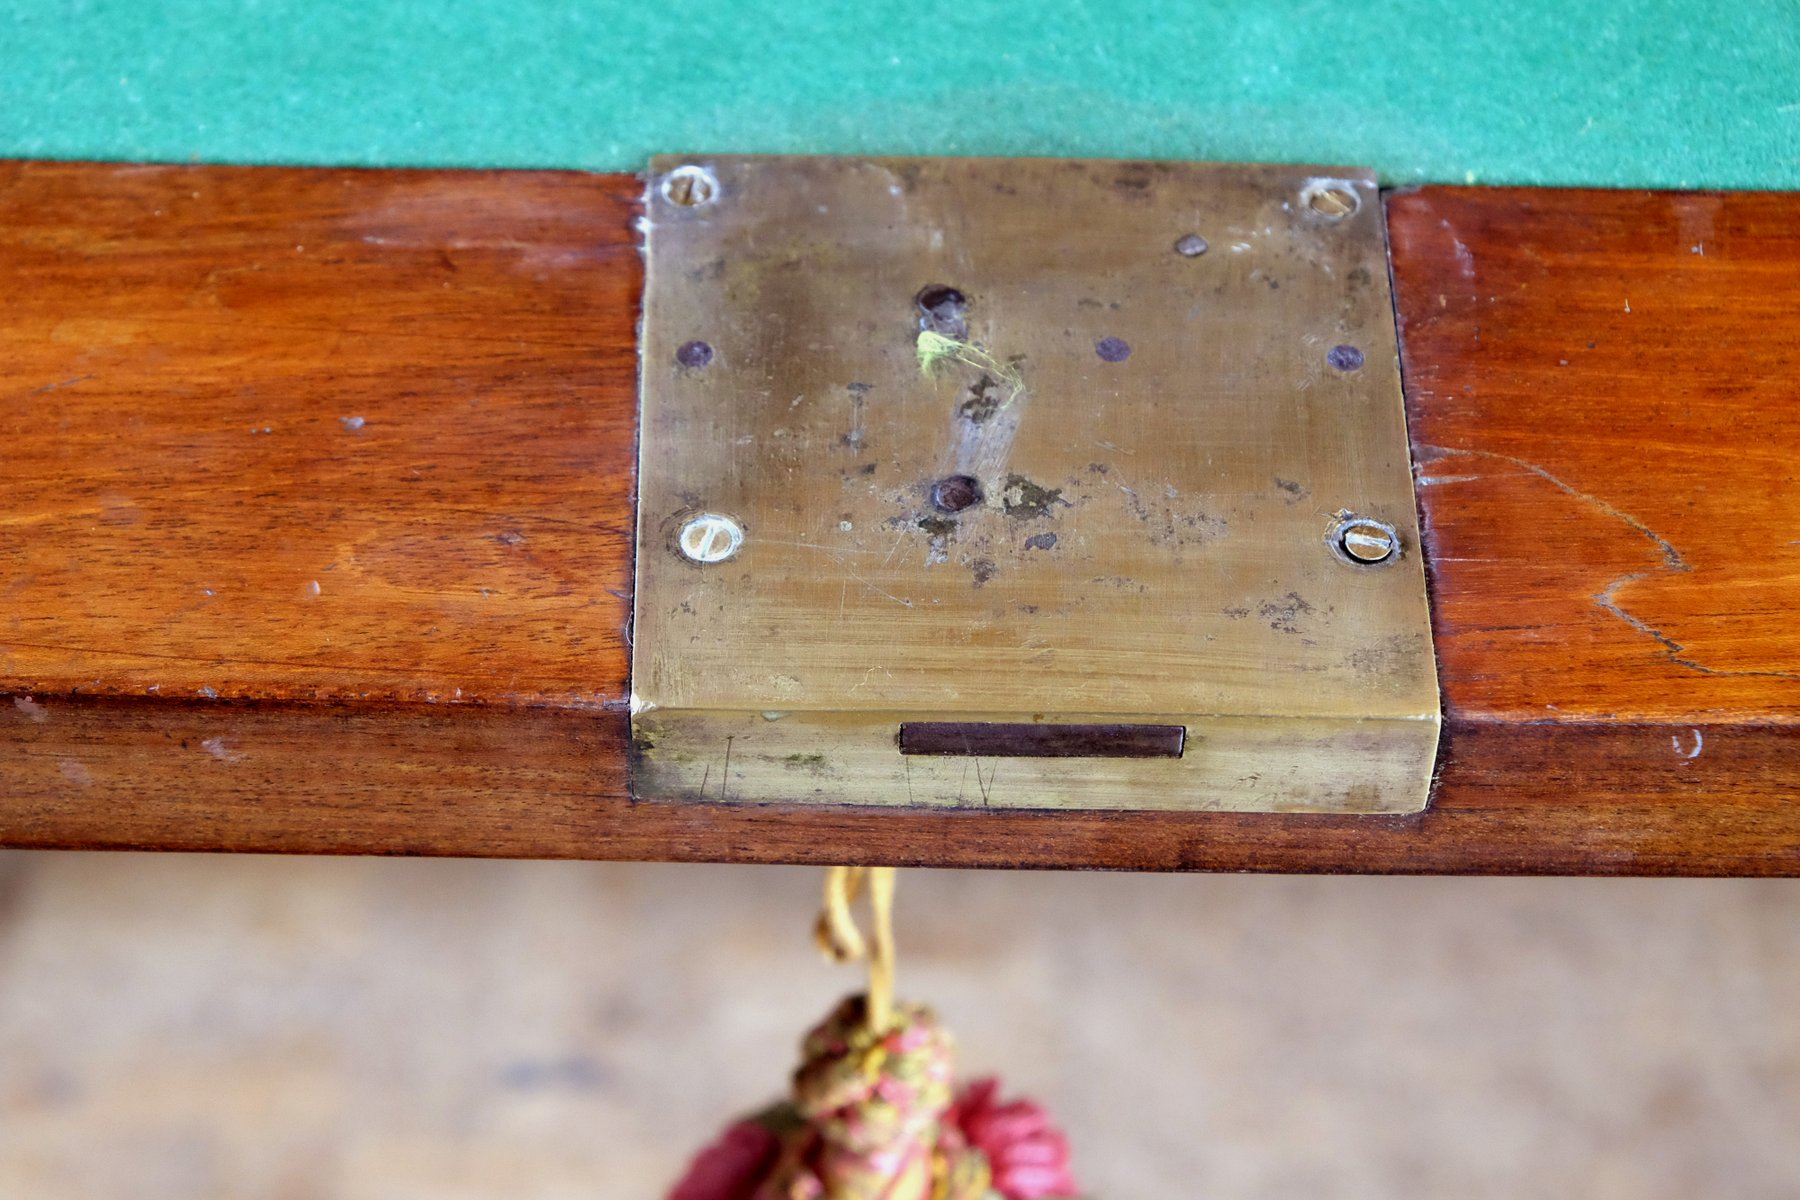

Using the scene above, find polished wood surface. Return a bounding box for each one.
[0,161,638,709]
[3,165,1796,872]
[1391,185,1800,721]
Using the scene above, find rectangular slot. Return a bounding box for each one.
[899,722,1186,759]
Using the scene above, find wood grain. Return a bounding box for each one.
[5,700,1794,874]
[2,165,1797,873]
[0,161,638,709]
[1390,186,1800,722]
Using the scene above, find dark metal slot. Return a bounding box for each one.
[898,722,1186,759]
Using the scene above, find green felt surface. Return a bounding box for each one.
[2,1,1796,189]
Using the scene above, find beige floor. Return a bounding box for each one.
[0,853,1795,1199]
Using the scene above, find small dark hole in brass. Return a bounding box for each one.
[916,285,969,340]
[1095,336,1132,362]
[930,474,983,513]
[675,340,714,368]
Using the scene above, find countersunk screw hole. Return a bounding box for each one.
[675,340,714,368]
[916,285,968,340]
[1327,344,1365,372]
[1174,234,1209,257]
[661,165,717,208]
[677,513,743,563]
[930,475,983,514]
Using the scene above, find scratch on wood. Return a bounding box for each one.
[1419,445,1686,569]
[1424,445,1800,681]
[975,758,996,806]
[844,566,913,609]
[31,374,94,394]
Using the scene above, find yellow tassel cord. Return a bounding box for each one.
[813,865,898,1032]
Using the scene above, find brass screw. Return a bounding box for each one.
[677,513,743,563]
[1303,181,1360,219]
[1331,515,1399,566]
[661,165,717,208]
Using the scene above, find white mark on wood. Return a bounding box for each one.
[1452,237,1475,279]
[339,415,365,431]
[201,737,246,763]
[308,580,322,596]
[1673,729,1703,759]
[58,760,92,786]
[1413,473,1482,487]
[13,696,48,723]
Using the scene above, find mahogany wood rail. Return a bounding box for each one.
[2,163,1795,873]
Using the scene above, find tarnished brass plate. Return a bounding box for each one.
[632,156,1438,813]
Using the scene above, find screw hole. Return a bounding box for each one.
[930,475,983,514]
[916,285,968,340]
[1095,336,1132,363]
[661,165,718,208]
[675,340,714,369]
[1174,233,1209,257]
[1326,344,1365,372]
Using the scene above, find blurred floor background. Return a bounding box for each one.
[0,853,1795,1198]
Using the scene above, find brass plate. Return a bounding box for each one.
[632,156,1438,813]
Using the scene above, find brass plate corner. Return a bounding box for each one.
[631,156,1438,814]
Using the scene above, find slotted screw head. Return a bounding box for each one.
[677,513,743,563]
[1330,515,1399,566]
[661,164,718,208]
[1302,180,1361,219]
